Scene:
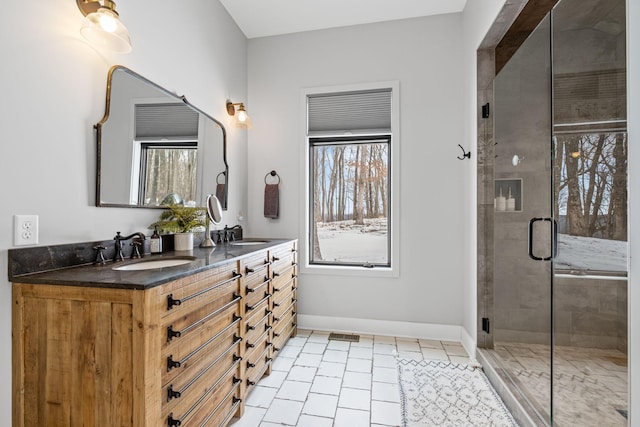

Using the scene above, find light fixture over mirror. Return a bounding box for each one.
[226,100,252,129]
[76,0,132,53]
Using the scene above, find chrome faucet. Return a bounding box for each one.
[113,232,146,261]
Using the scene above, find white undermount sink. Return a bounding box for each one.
[112,257,197,271]
[229,240,269,246]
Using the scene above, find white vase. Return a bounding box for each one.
[174,233,194,251]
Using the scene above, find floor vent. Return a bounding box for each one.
[616,409,628,419]
[328,333,360,342]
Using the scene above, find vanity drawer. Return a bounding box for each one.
[162,296,241,354]
[163,318,241,385]
[244,291,270,320]
[272,290,296,322]
[241,252,271,279]
[272,274,296,307]
[162,338,241,417]
[244,307,272,347]
[165,359,241,427]
[245,342,273,393]
[269,244,297,272]
[160,263,240,318]
[244,282,271,310]
[272,315,297,355]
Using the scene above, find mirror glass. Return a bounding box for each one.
[207,194,223,225]
[96,66,228,209]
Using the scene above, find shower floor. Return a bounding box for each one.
[491,342,628,427]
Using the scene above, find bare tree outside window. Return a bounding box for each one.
[310,137,390,267]
[141,145,198,205]
[553,132,628,272]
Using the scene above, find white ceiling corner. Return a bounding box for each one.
[219,0,468,39]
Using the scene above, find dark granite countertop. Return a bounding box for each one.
[9,238,294,290]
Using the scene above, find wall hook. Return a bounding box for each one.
[457,144,471,160]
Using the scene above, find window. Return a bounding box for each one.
[138,142,198,205]
[554,131,628,274]
[304,85,397,272]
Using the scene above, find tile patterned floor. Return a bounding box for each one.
[491,342,628,427]
[229,329,471,427]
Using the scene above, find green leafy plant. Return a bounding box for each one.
[149,205,206,234]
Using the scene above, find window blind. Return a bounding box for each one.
[307,89,392,135]
[135,103,199,138]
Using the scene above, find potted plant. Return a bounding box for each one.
[149,205,207,251]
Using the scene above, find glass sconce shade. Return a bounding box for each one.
[80,7,132,53]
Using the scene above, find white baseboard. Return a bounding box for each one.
[460,326,477,361]
[298,314,473,346]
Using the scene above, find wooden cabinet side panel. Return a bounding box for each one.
[14,284,136,427]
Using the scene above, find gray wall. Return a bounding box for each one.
[247,14,467,328]
[0,1,248,421]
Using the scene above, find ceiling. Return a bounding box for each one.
[219,0,468,39]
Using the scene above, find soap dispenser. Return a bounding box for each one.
[150,226,162,254]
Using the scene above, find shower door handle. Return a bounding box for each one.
[528,217,558,261]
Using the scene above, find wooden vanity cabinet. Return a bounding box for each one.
[12,240,298,427]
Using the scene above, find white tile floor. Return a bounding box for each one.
[229,329,471,427]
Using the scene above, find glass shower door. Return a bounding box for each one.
[551,0,628,425]
[491,0,628,425]
[493,13,554,425]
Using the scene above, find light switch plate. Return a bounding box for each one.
[14,215,39,246]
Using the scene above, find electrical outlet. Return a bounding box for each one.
[14,215,39,246]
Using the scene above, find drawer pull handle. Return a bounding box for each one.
[167,355,181,370]
[166,272,242,310]
[273,302,280,307]
[246,276,271,293]
[167,414,181,427]
[272,256,280,262]
[273,316,281,321]
[167,294,242,342]
[272,272,280,278]
[274,347,280,352]
[233,354,243,362]
[167,385,182,401]
[167,326,182,341]
[247,324,256,331]
[265,324,273,332]
[167,295,182,310]
[233,376,242,384]
[247,379,256,386]
[233,396,243,404]
[246,294,271,311]
[266,309,273,316]
[247,361,256,368]
[245,266,255,274]
[246,342,255,349]
[266,356,273,363]
[273,332,280,337]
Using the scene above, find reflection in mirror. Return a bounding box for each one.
[207,194,223,225]
[96,65,228,209]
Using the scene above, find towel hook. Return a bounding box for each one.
[265,170,281,185]
[457,144,471,160]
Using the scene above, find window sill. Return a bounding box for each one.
[300,263,398,278]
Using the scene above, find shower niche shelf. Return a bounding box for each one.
[494,178,522,212]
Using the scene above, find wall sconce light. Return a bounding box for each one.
[226,101,252,129]
[76,0,132,53]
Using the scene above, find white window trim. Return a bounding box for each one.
[299,81,400,278]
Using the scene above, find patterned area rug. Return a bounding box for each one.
[397,359,519,427]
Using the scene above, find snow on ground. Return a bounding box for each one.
[556,233,627,272]
[316,218,387,263]
[317,218,627,272]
